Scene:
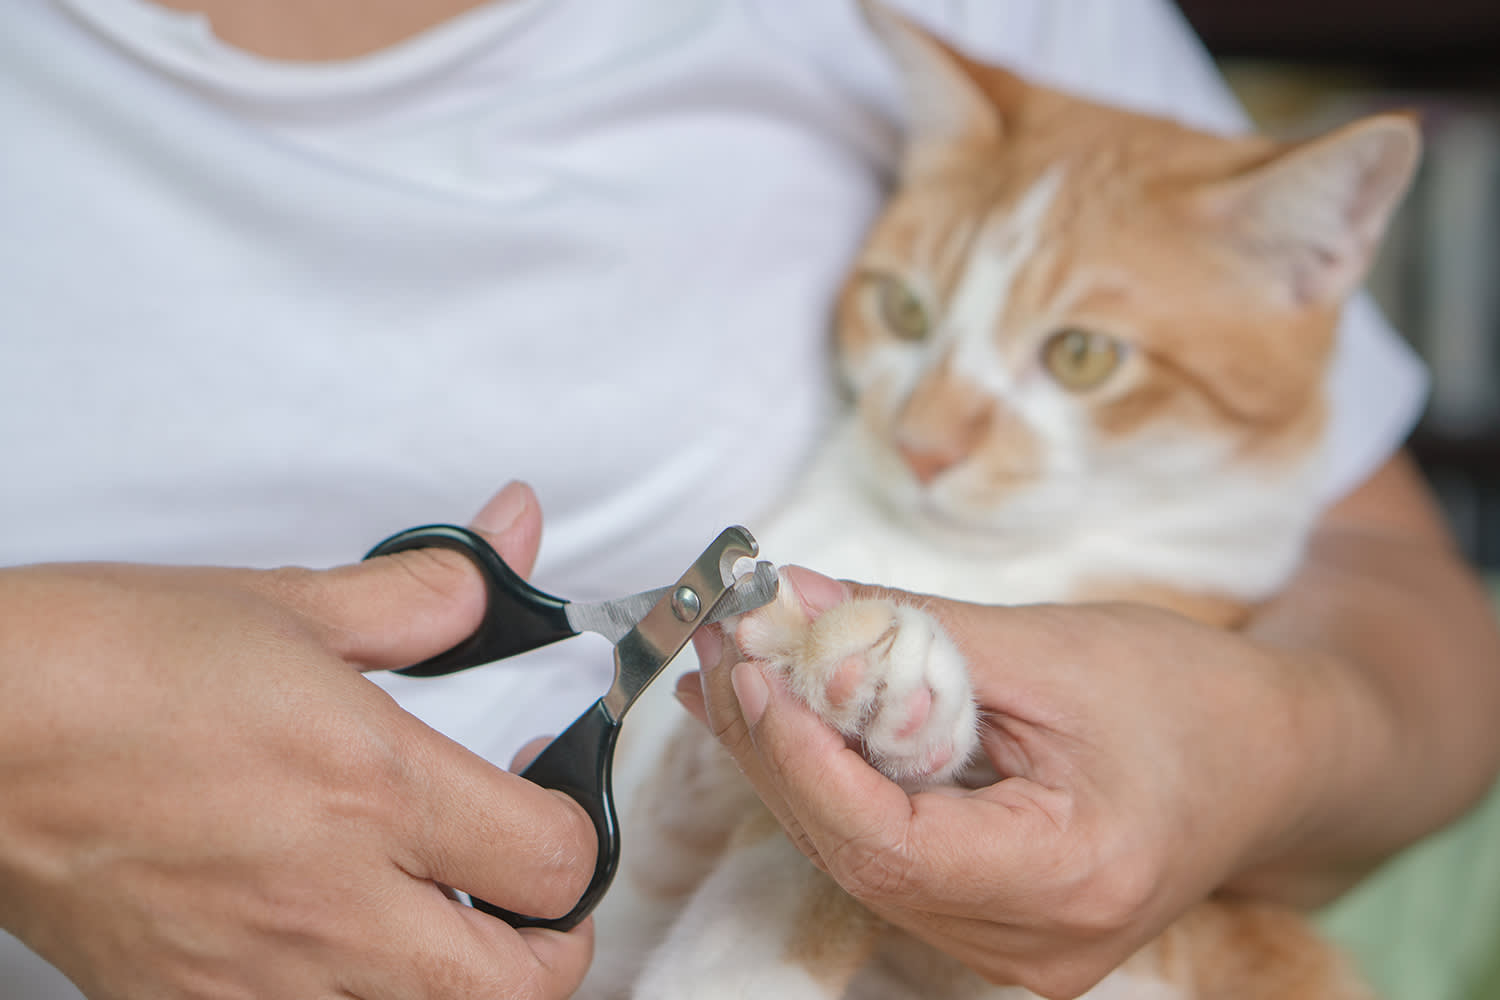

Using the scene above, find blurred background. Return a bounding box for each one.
[1173,12,1500,997]
[1174,0,1500,570]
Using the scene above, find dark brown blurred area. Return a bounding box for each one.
[1174,1,1500,568]
[1175,0,1500,69]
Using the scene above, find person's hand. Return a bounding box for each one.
[678,567,1364,999]
[0,482,596,1000]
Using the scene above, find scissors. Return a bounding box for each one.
[364,523,778,931]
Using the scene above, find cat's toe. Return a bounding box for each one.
[853,604,979,786]
[732,581,978,787]
[735,583,889,731]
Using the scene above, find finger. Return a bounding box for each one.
[274,481,545,672]
[512,923,595,1000]
[471,481,543,578]
[692,565,848,758]
[733,657,1067,913]
[509,736,553,773]
[673,670,708,727]
[704,568,1061,908]
[345,878,593,1000]
[433,905,595,1000]
[398,728,598,921]
[691,566,856,841]
[675,626,727,726]
[767,570,1051,779]
[727,659,910,851]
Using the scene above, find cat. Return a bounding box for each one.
[580,4,1419,998]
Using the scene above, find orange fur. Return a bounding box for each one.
[840,118,1345,468]
[817,10,1413,987]
[835,43,1416,502]
[786,879,887,991]
[625,722,757,901]
[612,6,1419,998]
[1126,899,1374,998]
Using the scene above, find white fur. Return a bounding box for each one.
[579,164,1330,997]
[584,91,1334,1000]
[761,416,1319,608]
[841,168,1324,605]
[736,575,979,786]
[586,421,1320,1000]
[946,170,1066,395]
[631,834,848,1000]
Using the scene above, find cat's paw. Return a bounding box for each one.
[732,572,979,787]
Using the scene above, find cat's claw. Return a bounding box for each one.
[733,573,979,788]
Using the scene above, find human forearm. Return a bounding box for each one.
[1233,452,1500,905]
[675,453,1499,994]
[0,484,596,999]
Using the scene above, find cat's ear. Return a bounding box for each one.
[859,0,1006,176]
[1196,112,1421,308]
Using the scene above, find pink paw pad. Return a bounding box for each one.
[893,686,933,742]
[825,656,866,709]
[921,745,955,779]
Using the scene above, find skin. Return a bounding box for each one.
[21,5,1498,998]
[679,451,1500,999]
[0,483,597,1000]
[147,0,498,61]
[3,10,582,997]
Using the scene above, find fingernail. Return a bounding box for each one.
[731,662,770,728]
[692,626,724,668]
[783,566,846,617]
[674,670,704,703]
[673,672,707,722]
[473,481,530,535]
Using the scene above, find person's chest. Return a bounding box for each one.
[0,0,903,587]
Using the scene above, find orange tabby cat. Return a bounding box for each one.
[581,4,1418,998]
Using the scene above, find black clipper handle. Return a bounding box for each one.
[474,700,621,931]
[362,524,623,930]
[363,524,576,677]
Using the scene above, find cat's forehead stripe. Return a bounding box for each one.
[944,169,1063,385]
[885,197,980,304]
[932,213,978,295]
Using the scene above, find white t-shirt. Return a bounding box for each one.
[0,0,1425,993]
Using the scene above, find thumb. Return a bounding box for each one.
[276,481,545,672]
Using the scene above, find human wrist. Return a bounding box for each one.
[1221,641,1398,906]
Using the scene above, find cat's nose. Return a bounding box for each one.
[897,442,964,485]
[891,374,994,484]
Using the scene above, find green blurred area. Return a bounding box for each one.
[1315,578,1500,1000]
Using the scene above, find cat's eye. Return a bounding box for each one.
[1041,327,1125,391]
[872,275,931,342]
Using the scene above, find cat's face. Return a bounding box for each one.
[837,9,1418,548]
